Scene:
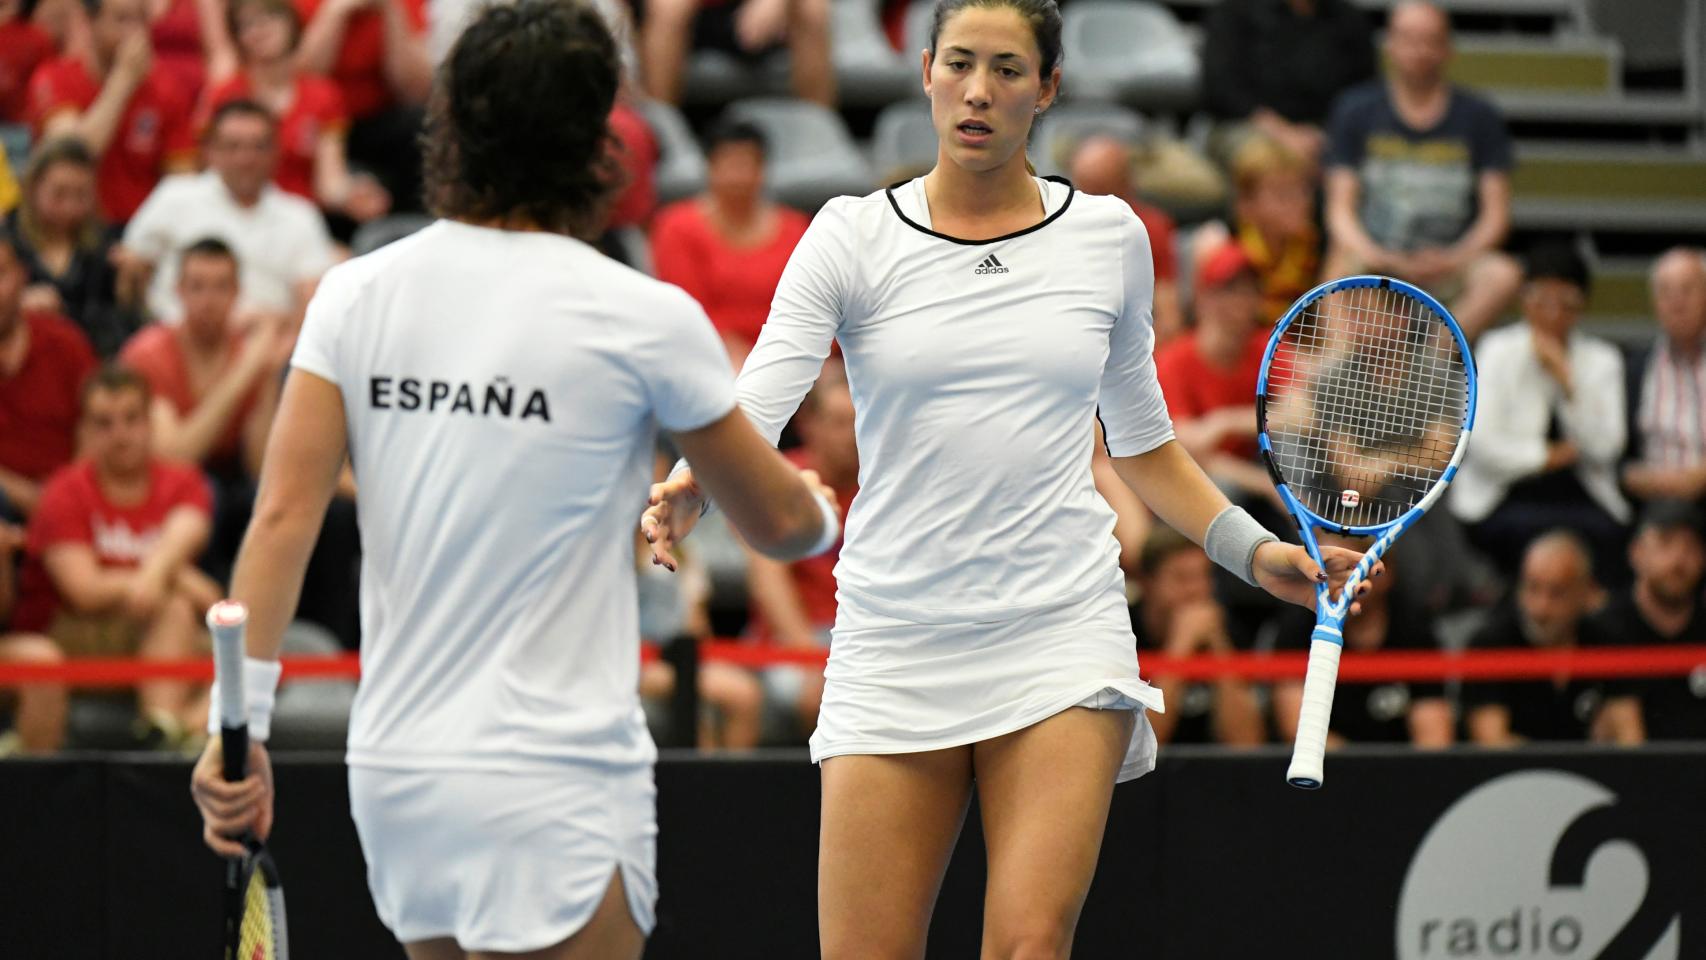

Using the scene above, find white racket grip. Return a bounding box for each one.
[208,601,249,729]
[1286,632,1343,790]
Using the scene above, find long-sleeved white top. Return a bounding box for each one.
[730,177,1174,624]
[1450,323,1629,524]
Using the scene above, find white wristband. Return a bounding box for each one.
[805,489,841,557]
[1204,505,1280,587]
[206,657,284,742]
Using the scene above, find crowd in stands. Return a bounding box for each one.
[0,0,1702,754]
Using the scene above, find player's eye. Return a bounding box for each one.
[1000,67,1021,78]
[946,60,970,71]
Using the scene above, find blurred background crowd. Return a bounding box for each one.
[0,0,1702,756]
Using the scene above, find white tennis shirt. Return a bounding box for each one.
[291,220,736,771]
[734,177,1174,624]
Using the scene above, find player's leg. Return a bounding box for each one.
[819,747,975,960]
[973,706,1134,960]
[0,633,68,753]
[1449,250,1523,341]
[403,939,465,960]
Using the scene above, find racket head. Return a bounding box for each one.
[1256,275,1477,540]
[230,846,288,960]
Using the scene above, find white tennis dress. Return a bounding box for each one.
[290,220,736,950]
[735,177,1171,781]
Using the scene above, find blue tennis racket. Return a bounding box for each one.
[1256,276,1476,789]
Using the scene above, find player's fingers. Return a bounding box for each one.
[1291,547,1327,583]
[647,482,667,507]
[203,805,260,839]
[193,775,253,805]
[203,823,248,858]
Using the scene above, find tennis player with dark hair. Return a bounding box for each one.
[188,2,838,957]
[643,0,1374,954]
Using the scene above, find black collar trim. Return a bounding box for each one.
[883,176,1077,246]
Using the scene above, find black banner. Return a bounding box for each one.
[1,747,1700,958]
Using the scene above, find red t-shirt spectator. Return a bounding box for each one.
[120,324,261,469]
[1154,329,1268,459]
[151,0,209,99]
[606,102,658,230]
[1129,198,1177,282]
[650,200,810,347]
[0,20,55,123]
[200,73,349,200]
[746,448,856,644]
[12,458,212,631]
[0,312,97,485]
[27,56,198,222]
[293,0,427,120]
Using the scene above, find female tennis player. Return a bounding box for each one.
[187,2,839,958]
[642,0,1375,954]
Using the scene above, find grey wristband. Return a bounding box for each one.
[1204,505,1280,587]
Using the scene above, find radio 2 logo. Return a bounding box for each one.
[1396,770,1682,958]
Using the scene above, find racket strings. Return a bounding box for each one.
[1265,286,1468,528]
[238,868,283,959]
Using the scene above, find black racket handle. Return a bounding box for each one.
[221,724,249,783]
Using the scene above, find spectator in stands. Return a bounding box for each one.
[0,0,56,124]
[0,226,97,522]
[747,363,857,738]
[1452,244,1629,584]
[203,0,390,225]
[1069,135,1183,344]
[12,365,217,748]
[119,239,291,480]
[640,0,834,108]
[1155,242,1274,508]
[1463,531,1640,744]
[1127,525,1263,746]
[8,137,141,358]
[1274,536,1453,747]
[0,516,68,754]
[26,0,199,223]
[651,120,808,367]
[1229,134,1319,323]
[147,0,238,99]
[1203,0,1376,168]
[1624,248,1706,506]
[1321,0,1521,341]
[1591,501,1706,742]
[0,141,17,215]
[293,0,432,211]
[118,99,337,325]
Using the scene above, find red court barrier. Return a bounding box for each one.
[1,643,1703,687]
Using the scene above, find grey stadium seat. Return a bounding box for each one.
[680,50,791,106]
[1062,1,1199,111]
[350,213,435,256]
[268,620,356,751]
[833,0,917,107]
[870,100,938,182]
[724,98,875,209]
[1030,101,1146,179]
[636,98,707,205]
[0,124,29,175]
[903,0,935,64]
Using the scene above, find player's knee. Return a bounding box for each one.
[986,923,1073,960]
[1476,251,1523,293]
[1,634,66,665]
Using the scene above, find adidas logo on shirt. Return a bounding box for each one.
[974,254,1010,275]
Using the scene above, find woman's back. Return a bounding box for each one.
[294,219,735,771]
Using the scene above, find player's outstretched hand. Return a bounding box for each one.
[1252,542,1382,617]
[641,470,704,572]
[191,736,274,858]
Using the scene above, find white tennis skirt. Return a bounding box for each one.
[348,761,658,951]
[810,579,1165,783]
